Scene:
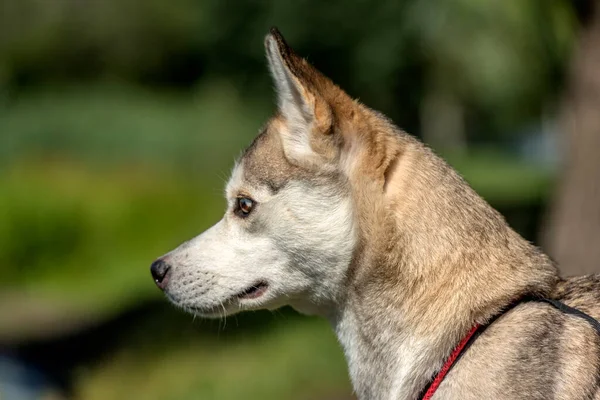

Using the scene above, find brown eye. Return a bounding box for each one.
[235,197,255,217]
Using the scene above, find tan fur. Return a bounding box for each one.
[252,29,600,399]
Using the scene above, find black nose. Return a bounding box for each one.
[150,259,171,290]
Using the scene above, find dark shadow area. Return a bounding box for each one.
[5,301,304,397]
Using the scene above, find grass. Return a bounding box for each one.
[75,311,353,400]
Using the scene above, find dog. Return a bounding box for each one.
[150,28,600,399]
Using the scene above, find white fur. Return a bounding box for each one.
[265,36,311,129]
[387,339,432,400]
[162,160,356,318]
[278,122,324,169]
[264,36,326,169]
[333,306,431,400]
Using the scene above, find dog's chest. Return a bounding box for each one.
[335,314,388,398]
[334,310,428,400]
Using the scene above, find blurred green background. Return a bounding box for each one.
[1,1,599,399]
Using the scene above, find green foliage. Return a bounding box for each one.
[409,0,576,132]
[0,0,577,138]
[0,83,269,169]
[444,149,553,205]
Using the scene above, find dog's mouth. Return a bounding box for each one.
[168,281,270,318]
[237,281,269,300]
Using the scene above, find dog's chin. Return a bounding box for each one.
[169,281,272,319]
[186,299,272,319]
[186,305,235,319]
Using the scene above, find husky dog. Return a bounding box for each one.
[150,28,600,399]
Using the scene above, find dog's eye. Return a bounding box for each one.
[235,197,255,217]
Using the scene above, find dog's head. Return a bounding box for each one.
[151,28,403,317]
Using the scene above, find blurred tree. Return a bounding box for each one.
[0,0,577,143]
[408,0,575,148]
[544,0,600,275]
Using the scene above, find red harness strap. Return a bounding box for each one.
[421,324,481,400]
[419,296,600,400]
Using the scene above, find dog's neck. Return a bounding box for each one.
[330,234,557,400]
[325,133,558,400]
[330,297,435,400]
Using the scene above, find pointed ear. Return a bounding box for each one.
[265,28,314,127]
[264,28,335,166]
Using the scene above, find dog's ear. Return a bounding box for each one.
[265,28,337,167]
